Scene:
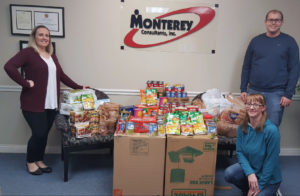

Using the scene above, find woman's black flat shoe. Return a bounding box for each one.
[39,166,52,173]
[26,165,43,175]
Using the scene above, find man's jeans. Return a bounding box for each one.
[248,88,284,127]
[224,163,281,196]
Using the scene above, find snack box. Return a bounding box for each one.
[70,110,101,123]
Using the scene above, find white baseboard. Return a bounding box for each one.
[0,144,299,156]
[0,144,61,154]
[0,144,111,154]
[280,148,300,156]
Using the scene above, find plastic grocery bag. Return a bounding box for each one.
[201,88,231,113]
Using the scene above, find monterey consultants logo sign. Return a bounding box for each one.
[124,6,215,48]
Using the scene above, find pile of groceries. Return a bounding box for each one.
[59,89,120,138]
[114,81,244,138]
[59,83,246,139]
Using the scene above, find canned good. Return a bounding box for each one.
[134,108,143,118]
[177,92,182,98]
[157,120,165,136]
[171,92,175,98]
[158,81,164,88]
[206,121,216,134]
[126,122,135,135]
[116,120,126,134]
[162,108,169,114]
[165,86,172,92]
[187,105,199,112]
[151,110,158,117]
[166,91,171,98]
[182,92,187,98]
[158,108,163,115]
[146,80,152,88]
[175,84,185,92]
[149,123,157,136]
[180,85,185,92]
[159,97,168,106]
[158,92,164,98]
[178,102,185,107]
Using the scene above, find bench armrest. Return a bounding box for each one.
[55,114,70,133]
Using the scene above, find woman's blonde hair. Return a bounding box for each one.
[28,25,53,55]
[241,93,267,134]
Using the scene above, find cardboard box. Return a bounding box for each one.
[113,135,166,196]
[165,135,218,196]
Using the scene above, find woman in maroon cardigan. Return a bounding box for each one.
[4,25,88,175]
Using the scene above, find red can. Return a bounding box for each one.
[158,81,164,88]
[134,108,143,118]
[165,86,171,92]
[146,80,152,88]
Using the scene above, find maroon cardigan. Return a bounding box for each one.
[4,47,83,112]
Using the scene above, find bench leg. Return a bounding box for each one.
[61,144,64,161]
[64,148,69,182]
[110,146,114,156]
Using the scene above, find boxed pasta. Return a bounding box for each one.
[61,89,97,104]
[70,110,101,124]
[70,122,91,138]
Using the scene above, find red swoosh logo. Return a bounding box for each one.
[124,6,215,48]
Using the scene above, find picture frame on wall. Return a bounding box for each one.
[10,4,65,37]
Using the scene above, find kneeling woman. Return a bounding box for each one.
[224,94,281,196]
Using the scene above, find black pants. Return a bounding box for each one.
[22,109,57,163]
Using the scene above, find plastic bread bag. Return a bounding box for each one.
[191,93,206,109]
[216,120,238,138]
[226,93,245,108]
[98,102,120,121]
[219,108,246,125]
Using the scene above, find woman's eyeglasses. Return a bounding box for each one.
[245,103,264,109]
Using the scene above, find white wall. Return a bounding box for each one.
[0,0,300,155]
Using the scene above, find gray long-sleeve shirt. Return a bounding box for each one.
[240,33,300,99]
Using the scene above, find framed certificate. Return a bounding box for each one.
[10,4,65,37]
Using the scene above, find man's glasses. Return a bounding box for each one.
[266,19,282,24]
[245,103,264,109]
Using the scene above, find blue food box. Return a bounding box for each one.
[120,105,136,116]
